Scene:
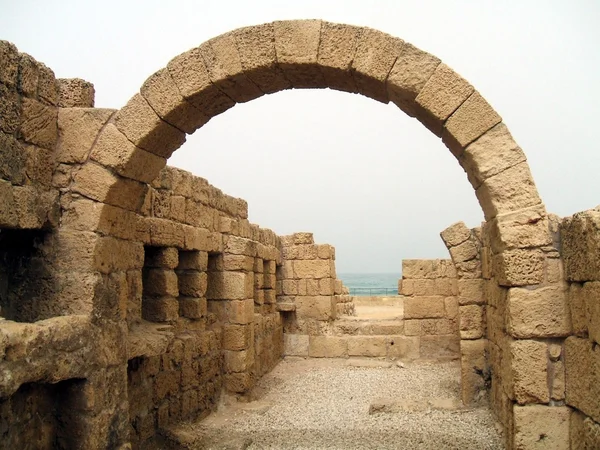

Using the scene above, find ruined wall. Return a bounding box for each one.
[399,259,460,359]
[561,207,600,448]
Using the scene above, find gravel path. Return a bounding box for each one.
[181,358,504,449]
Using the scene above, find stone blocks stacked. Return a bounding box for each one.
[400,259,460,359]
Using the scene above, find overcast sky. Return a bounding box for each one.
[2,1,599,273]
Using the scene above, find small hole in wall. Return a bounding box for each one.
[390,341,394,346]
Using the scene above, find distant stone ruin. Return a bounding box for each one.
[1,19,599,449]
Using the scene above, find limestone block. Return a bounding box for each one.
[351,28,404,103]
[178,272,208,298]
[293,259,333,279]
[492,248,545,287]
[140,68,208,134]
[419,335,460,359]
[199,34,263,103]
[72,162,148,212]
[18,97,57,149]
[413,279,435,296]
[486,205,552,253]
[0,40,19,87]
[317,22,360,92]
[334,279,343,295]
[433,278,458,296]
[387,335,420,360]
[183,227,213,252]
[273,20,325,88]
[551,359,565,402]
[460,122,527,189]
[282,279,297,295]
[208,299,254,325]
[442,91,501,157]
[420,318,457,335]
[561,210,600,282]
[224,349,252,373]
[282,232,314,245]
[459,305,485,339]
[264,289,276,304]
[399,279,414,296]
[145,246,179,269]
[449,238,479,263]
[309,335,347,358]
[221,254,254,272]
[319,278,335,296]
[570,412,600,450]
[167,47,235,118]
[0,132,25,184]
[348,336,388,357]
[206,271,253,300]
[113,93,185,159]
[404,296,445,319]
[574,282,600,342]
[57,78,95,107]
[440,221,471,248]
[232,23,290,94]
[387,43,440,115]
[513,405,571,450]
[475,162,542,221]
[11,185,56,228]
[223,372,252,393]
[460,339,488,405]
[143,269,178,297]
[57,107,113,163]
[445,296,459,320]
[142,296,179,322]
[148,218,185,248]
[510,339,549,404]
[565,336,600,423]
[17,53,40,97]
[414,63,473,136]
[223,324,253,351]
[37,63,58,105]
[184,199,215,230]
[284,334,309,356]
[458,279,484,305]
[179,297,207,320]
[507,285,571,338]
[0,83,20,134]
[295,296,335,321]
[225,236,257,256]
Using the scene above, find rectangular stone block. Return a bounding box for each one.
[295,296,335,321]
[565,336,600,423]
[142,296,179,322]
[177,271,208,298]
[178,297,207,320]
[309,335,347,358]
[492,248,545,287]
[208,298,254,325]
[206,271,253,300]
[284,334,309,357]
[177,250,208,271]
[413,279,435,296]
[347,336,388,357]
[459,305,485,340]
[144,246,179,269]
[510,339,549,405]
[419,335,460,359]
[293,259,333,279]
[317,22,360,93]
[513,405,571,450]
[222,324,253,351]
[143,268,178,297]
[561,209,600,282]
[403,296,446,319]
[458,279,484,305]
[386,335,420,360]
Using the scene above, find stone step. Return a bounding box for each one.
[332,319,404,336]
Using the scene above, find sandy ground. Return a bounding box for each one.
[171,357,504,450]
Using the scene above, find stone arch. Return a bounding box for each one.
[72,19,545,228]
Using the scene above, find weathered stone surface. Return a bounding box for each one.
[487,204,552,253]
[206,271,253,300]
[57,107,114,164]
[459,305,485,339]
[513,405,571,450]
[0,40,19,88]
[17,53,40,97]
[0,83,20,133]
[317,22,360,93]
[18,97,57,149]
[442,92,501,157]
[565,336,600,423]
[404,296,446,319]
[309,336,347,358]
[295,296,335,321]
[351,28,404,103]
[273,20,325,88]
[284,334,309,356]
[440,221,471,248]
[561,210,600,282]
[507,285,571,338]
[492,248,545,287]
[460,339,488,405]
[420,335,460,359]
[510,339,549,404]
[57,78,95,107]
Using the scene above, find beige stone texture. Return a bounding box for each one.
[295,296,335,321]
[414,63,473,136]
[412,279,435,296]
[178,297,207,320]
[387,336,420,360]
[565,336,600,423]
[178,272,208,298]
[140,68,208,134]
[460,122,527,189]
[221,254,254,272]
[404,296,446,319]
[448,237,479,263]
[37,63,58,105]
[440,221,471,248]
[57,78,95,107]
[284,334,309,356]
[199,34,263,103]
[460,339,488,405]
[225,236,257,257]
[419,335,460,359]
[0,40,19,88]
[57,107,113,164]
[458,279,484,305]
[145,247,179,269]
[459,305,485,339]
[351,28,404,103]
[445,296,459,320]
[206,271,253,300]
[317,22,360,93]
[208,299,254,325]
[167,47,235,117]
[347,336,388,357]
[232,23,290,94]
[513,405,571,450]
[387,43,440,115]
[293,259,333,279]
[486,205,552,253]
[492,248,545,287]
[18,97,57,149]
[0,83,20,134]
[570,412,600,450]
[223,349,252,373]
[476,162,542,221]
[309,336,347,358]
[510,339,549,404]
[223,324,253,351]
[507,285,571,338]
[143,269,178,297]
[142,296,179,322]
[442,92,502,157]
[273,20,325,88]
[561,209,600,282]
[90,124,166,184]
[551,359,565,401]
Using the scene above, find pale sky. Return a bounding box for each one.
[2,1,599,273]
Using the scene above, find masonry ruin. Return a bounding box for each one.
[1,19,599,449]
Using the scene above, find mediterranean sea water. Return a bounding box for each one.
[337,273,400,296]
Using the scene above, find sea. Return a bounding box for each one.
[337,273,400,296]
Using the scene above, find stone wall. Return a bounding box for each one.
[561,207,600,448]
[399,259,460,359]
